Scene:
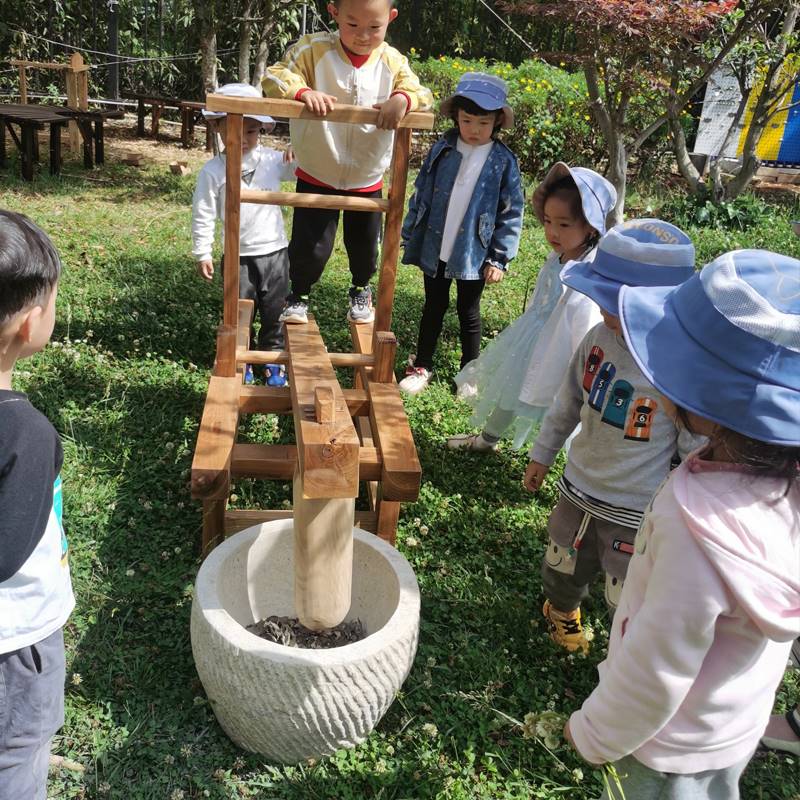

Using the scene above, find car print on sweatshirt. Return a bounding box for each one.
[582,346,604,393]
[601,379,634,429]
[588,362,616,411]
[624,397,658,442]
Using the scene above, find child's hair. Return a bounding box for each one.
[448,95,503,134]
[542,175,601,250]
[676,406,800,493]
[0,210,61,326]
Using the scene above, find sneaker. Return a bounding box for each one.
[279,297,308,324]
[760,708,800,756]
[542,600,590,654]
[456,381,479,400]
[243,364,255,385]
[265,364,287,388]
[446,432,498,452]
[348,285,375,324]
[398,357,432,395]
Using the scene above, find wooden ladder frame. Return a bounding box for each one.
[191,96,434,554]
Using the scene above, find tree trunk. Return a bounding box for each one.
[196,0,219,93]
[669,114,705,196]
[606,133,628,226]
[252,1,276,87]
[239,0,254,83]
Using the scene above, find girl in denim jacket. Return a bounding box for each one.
[399,73,524,395]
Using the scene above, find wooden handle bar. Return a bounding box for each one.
[237,349,374,368]
[241,189,389,213]
[205,95,435,130]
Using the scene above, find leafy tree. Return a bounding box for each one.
[671,1,800,202]
[502,0,777,223]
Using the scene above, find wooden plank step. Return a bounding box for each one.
[238,386,370,416]
[191,376,240,499]
[225,508,378,535]
[367,381,421,501]
[230,443,381,480]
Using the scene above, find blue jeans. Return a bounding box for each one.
[0,628,66,800]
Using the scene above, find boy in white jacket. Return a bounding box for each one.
[192,83,295,386]
[566,250,800,799]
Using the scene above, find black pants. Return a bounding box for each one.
[287,178,382,297]
[223,250,289,350]
[415,261,485,370]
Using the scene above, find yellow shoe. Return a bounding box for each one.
[543,600,590,654]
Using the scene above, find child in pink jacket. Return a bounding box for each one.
[565,249,800,798]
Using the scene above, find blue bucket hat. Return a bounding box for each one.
[561,219,696,316]
[439,72,513,128]
[619,249,800,446]
[203,82,276,127]
[532,162,617,236]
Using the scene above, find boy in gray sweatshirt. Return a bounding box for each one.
[524,220,697,654]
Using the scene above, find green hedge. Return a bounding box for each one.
[409,54,603,179]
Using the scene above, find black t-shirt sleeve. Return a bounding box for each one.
[0,398,62,583]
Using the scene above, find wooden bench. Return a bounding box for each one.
[0,103,69,180]
[52,107,124,168]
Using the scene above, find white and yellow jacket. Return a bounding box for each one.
[263,32,432,190]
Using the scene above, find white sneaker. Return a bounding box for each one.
[446,433,498,452]
[399,364,432,395]
[456,381,478,400]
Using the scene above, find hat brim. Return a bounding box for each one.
[561,259,621,316]
[619,282,800,446]
[439,95,514,129]
[201,110,276,126]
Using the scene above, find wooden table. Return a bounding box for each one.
[0,103,69,180]
[53,107,125,167]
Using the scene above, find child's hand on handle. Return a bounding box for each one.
[196,260,214,282]
[524,460,549,492]
[301,90,337,116]
[373,94,408,130]
[484,264,505,284]
[283,145,295,163]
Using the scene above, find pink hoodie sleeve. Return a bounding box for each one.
[568,492,730,765]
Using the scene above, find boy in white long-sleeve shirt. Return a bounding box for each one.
[191,83,295,386]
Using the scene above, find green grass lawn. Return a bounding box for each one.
[1,155,798,800]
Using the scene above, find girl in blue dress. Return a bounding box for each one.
[448,162,616,451]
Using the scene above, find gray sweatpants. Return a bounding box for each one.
[0,628,66,800]
[541,496,635,613]
[600,753,750,800]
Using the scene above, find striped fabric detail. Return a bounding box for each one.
[557,476,643,529]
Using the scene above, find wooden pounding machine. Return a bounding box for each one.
[190,95,433,630]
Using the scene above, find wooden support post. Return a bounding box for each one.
[202,498,226,555]
[152,103,162,137]
[49,122,62,176]
[213,325,237,378]
[18,65,27,104]
[137,98,146,137]
[0,121,7,168]
[223,116,242,330]
[94,121,104,165]
[65,53,84,153]
[374,127,412,341]
[372,331,397,383]
[237,298,254,355]
[375,492,401,545]
[293,469,355,631]
[21,124,34,181]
